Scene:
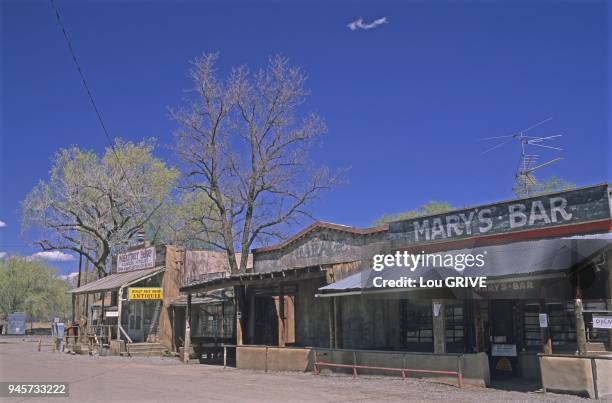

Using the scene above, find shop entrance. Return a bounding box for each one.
[488,300,518,378]
[128,302,144,342]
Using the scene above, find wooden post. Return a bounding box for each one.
[235,286,244,346]
[248,290,255,344]
[116,287,123,341]
[328,298,334,349]
[606,248,612,351]
[183,293,192,363]
[574,270,587,355]
[575,294,588,355]
[432,300,446,354]
[100,291,105,345]
[539,300,552,354]
[334,297,342,349]
[473,300,483,352]
[278,285,286,347]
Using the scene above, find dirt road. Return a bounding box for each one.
[0,337,597,402]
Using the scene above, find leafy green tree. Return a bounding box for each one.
[373,201,454,226]
[151,191,221,249]
[22,139,178,277]
[0,257,71,324]
[512,176,575,198]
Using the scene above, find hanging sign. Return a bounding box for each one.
[117,247,156,273]
[128,287,163,300]
[593,316,612,329]
[539,313,548,328]
[105,310,119,318]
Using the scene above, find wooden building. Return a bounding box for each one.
[180,184,611,387]
[70,244,250,357]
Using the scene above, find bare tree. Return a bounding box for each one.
[22,139,178,277]
[172,53,338,273]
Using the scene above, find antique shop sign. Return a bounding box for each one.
[117,247,156,273]
[128,287,163,300]
[390,184,610,245]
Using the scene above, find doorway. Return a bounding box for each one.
[488,300,518,378]
[128,302,144,342]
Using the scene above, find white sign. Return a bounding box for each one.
[593,316,612,329]
[105,311,119,318]
[117,247,156,273]
[492,344,517,357]
[539,313,548,328]
[433,302,441,317]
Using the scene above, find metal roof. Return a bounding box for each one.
[70,267,164,294]
[180,265,325,293]
[319,233,612,294]
[170,289,234,306]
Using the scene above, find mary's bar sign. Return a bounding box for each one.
[117,246,156,273]
[390,184,611,245]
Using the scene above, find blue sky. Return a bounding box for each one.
[1,0,610,275]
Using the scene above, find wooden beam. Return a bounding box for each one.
[235,286,245,346]
[328,297,334,348]
[278,285,286,347]
[539,300,552,354]
[183,293,192,363]
[334,297,342,349]
[432,300,446,354]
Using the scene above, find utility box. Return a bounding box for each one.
[7,312,26,335]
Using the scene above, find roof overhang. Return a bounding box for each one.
[180,265,326,293]
[317,233,612,298]
[70,267,165,294]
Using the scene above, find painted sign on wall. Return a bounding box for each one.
[117,247,156,273]
[389,184,610,245]
[128,287,163,300]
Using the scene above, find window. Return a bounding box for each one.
[400,300,433,351]
[445,302,465,345]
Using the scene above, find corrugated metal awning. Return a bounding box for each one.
[318,233,612,295]
[70,267,164,294]
[170,289,234,306]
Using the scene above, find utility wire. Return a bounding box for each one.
[49,0,145,213]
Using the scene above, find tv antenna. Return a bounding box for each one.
[480,117,563,195]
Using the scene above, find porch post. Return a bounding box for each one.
[334,297,342,349]
[328,297,334,348]
[606,248,612,351]
[116,287,123,341]
[183,293,191,363]
[248,290,255,344]
[574,286,588,356]
[432,300,446,354]
[539,300,552,354]
[278,285,286,347]
[235,286,245,346]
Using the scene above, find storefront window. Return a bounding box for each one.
[523,301,577,351]
[192,302,235,338]
[445,302,465,351]
[400,300,433,351]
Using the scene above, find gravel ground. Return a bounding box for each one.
[0,336,607,402]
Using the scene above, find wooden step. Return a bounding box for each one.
[126,342,167,357]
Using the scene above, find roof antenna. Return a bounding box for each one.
[480,117,563,196]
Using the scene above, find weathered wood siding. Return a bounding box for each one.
[253,228,388,272]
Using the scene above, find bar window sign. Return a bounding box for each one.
[128,287,163,300]
[593,316,612,329]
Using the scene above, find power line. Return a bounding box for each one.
[49,0,145,212]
